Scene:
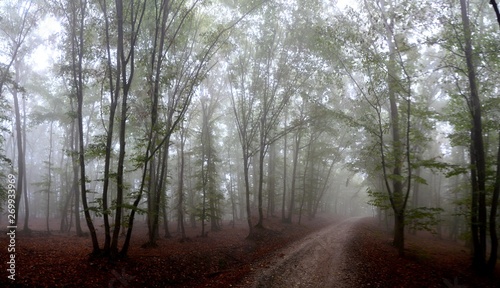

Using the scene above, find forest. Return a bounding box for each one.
[1,0,500,287]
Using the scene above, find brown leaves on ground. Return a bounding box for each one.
[1,216,500,287]
[0,216,337,287]
[344,218,500,288]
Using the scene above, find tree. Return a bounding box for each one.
[229,45,260,236]
[488,0,500,274]
[175,120,189,240]
[459,0,488,270]
[54,0,100,250]
[0,0,42,230]
[437,0,500,273]
[321,0,439,256]
[197,93,223,235]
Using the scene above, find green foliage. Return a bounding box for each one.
[0,96,10,206]
[412,159,450,173]
[445,165,469,178]
[88,197,106,217]
[405,207,444,234]
[86,135,108,159]
[192,191,224,222]
[118,203,147,215]
[366,188,391,210]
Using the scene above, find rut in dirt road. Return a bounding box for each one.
[249,217,363,288]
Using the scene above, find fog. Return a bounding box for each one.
[0,0,498,268]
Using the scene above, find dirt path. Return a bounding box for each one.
[241,217,362,288]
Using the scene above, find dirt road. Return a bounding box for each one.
[243,217,362,288]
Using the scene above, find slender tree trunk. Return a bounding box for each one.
[71,124,82,236]
[159,146,172,240]
[461,0,487,270]
[109,0,126,258]
[379,0,408,256]
[286,130,301,223]
[111,0,145,257]
[487,131,500,273]
[46,121,54,234]
[228,149,237,227]
[252,152,259,207]
[410,167,421,235]
[74,0,100,251]
[298,142,312,225]
[99,0,118,254]
[243,152,254,237]
[21,93,30,233]
[282,115,287,222]
[11,60,25,232]
[59,134,71,232]
[256,135,266,228]
[267,140,276,217]
[188,153,197,228]
[490,0,500,28]
[177,130,186,240]
[162,194,171,238]
[488,0,500,275]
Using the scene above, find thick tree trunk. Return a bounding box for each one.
[393,211,405,256]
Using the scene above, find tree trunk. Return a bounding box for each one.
[282,115,287,222]
[46,121,54,234]
[393,211,405,256]
[487,130,500,273]
[378,0,410,257]
[162,195,171,238]
[99,0,119,254]
[72,127,82,236]
[298,141,312,225]
[59,134,71,233]
[69,0,99,252]
[243,154,254,237]
[286,130,301,223]
[177,130,186,240]
[461,0,487,271]
[256,135,266,228]
[21,94,30,233]
[267,140,276,217]
[12,61,25,231]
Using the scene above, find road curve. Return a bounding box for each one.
[243,217,363,288]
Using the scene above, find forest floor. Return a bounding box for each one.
[0,215,499,287]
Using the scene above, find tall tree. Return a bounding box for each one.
[488,0,500,273]
[0,0,39,229]
[198,93,222,235]
[322,0,438,256]
[460,0,486,270]
[438,0,500,272]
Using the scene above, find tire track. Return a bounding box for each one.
[244,217,363,288]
